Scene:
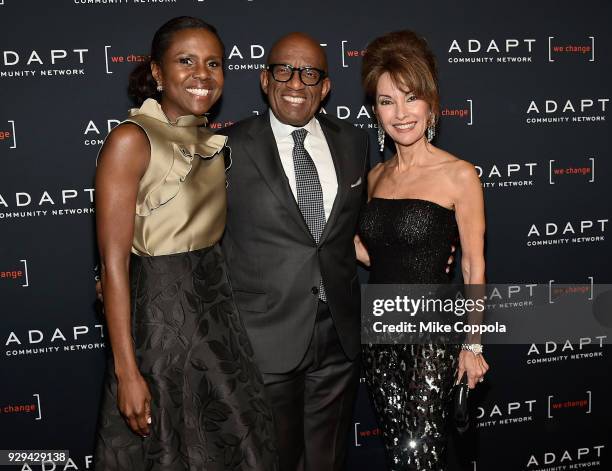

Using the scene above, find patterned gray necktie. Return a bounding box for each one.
[291,128,327,301]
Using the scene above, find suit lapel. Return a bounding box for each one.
[244,114,312,238]
[319,114,348,244]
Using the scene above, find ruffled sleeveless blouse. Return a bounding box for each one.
[121,99,228,256]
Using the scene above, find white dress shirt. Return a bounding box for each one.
[269,111,338,221]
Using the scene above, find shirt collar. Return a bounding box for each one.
[269,109,321,142]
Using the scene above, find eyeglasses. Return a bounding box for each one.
[266,64,327,86]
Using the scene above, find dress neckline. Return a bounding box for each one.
[129,98,208,127]
[369,197,455,212]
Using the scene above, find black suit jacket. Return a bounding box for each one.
[222,111,368,374]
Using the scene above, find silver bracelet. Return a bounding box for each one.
[461,343,483,355]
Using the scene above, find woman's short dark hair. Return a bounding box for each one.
[128,16,224,106]
[362,30,439,120]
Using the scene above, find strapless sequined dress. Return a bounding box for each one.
[358,198,459,471]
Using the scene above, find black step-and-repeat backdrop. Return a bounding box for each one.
[1,1,611,470]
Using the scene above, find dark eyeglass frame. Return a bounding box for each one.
[266,63,327,86]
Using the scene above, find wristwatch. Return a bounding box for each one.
[461,343,483,355]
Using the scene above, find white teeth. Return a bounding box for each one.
[394,123,416,130]
[186,88,210,96]
[283,96,306,104]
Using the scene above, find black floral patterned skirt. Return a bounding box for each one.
[94,244,277,471]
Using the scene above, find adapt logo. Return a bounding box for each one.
[526,445,604,470]
[226,43,267,72]
[0,47,89,79]
[224,41,329,71]
[4,324,106,358]
[447,38,536,64]
[481,284,537,311]
[83,118,121,146]
[9,453,95,470]
[0,187,95,221]
[526,218,608,247]
[525,98,609,125]
[475,162,538,189]
[320,104,375,129]
[526,335,606,365]
[476,398,537,428]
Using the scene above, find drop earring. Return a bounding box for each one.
[377,122,385,152]
[426,124,435,142]
[156,82,163,92]
[426,116,436,142]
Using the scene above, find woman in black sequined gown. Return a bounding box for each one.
[355,31,490,470]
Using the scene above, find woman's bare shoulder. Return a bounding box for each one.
[97,122,150,171]
[103,123,149,154]
[433,148,477,180]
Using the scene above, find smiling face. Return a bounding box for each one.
[151,28,224,121]
[260,33,330,127]
[375,72,432,148]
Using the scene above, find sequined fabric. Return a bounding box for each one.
[358,198,458,285]
[359,198,459,471]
